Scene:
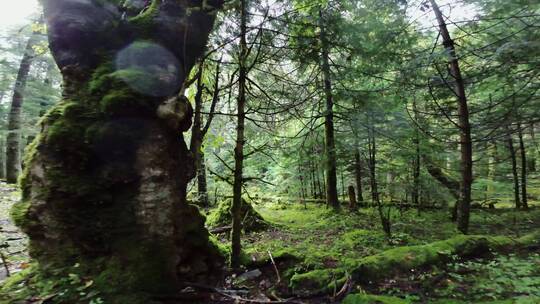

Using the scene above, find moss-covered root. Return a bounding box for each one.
[289,269,347,296]
[206,198,270,232]
[343,294,411,304]
[352,230,540,283]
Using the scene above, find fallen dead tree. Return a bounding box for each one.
[351,230,540,283]
[289,230,540,296]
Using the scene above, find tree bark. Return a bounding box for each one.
[506,127,521,209]
[6,35,37,183]
[430,0,473,234]
[517,123,528,209]
[231,0,248,269]
[13,0,224,300]
[318,9,339,210]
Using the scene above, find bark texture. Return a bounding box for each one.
[12,0,223,300]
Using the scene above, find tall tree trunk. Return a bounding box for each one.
[507,127,521,209]
[368,119,390,236]
[315,160,323,199]
[198,152,209,205]
[340,169,345,200]
[354,149,364,206]
[191,61,209,207]
[318,9,339,210]
[487,142,498,198]
[310,159,317,198]
[231,0,248,269]
[0,138,5,180]
[517,123,528,209]
[13,1,224,300]
[528,123,537,172]
[412,99,421,210]
[348,185,357,210]
[431,0,473,234]
[6,35,36,183]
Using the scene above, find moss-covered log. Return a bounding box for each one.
[288,231,540,296]
[352,231,540,283]
[9,0,224,302]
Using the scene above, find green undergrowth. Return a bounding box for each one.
[237,202,540,299]
[343,293,412,304]
[379,252,540,303]
[0,262,157,304]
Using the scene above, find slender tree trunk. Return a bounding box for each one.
[15,1,224,298]
[368,119,390,236]
[310,159,317,198]
[412,99,421,210]
[354,149,364,206]
[6,35,36,183]
[340,170,345,200]
[507,127,521,209]
[198,151,209,206]
[528,123,537,172]
[318,9,339,210]
[487,142,497,198]
[0,138,5,179]
[348,185,356,210]
[517,123,528,209]
[315,161,323,199]
[431,0,473,234]
[368,134,378,207]
[231,0,248,269]
[191,61,209,207]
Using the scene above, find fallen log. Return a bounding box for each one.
[288,230,540,296]
[209,226,232,234]
[351,230,540,283]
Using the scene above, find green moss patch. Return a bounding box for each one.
[343,293,411,304]
[351,230,540,283]
[206,198,270,232]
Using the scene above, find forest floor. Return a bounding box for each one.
[229,200,540,303]
[1,181,539,303]
[0,182,27,282]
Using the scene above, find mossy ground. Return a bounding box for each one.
[226,201,540,302]
[2,183,540,303]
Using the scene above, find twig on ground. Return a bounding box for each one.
[267,250,281,284]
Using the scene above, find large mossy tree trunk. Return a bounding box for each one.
[12,0,224,300]
[6,35,37,184]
